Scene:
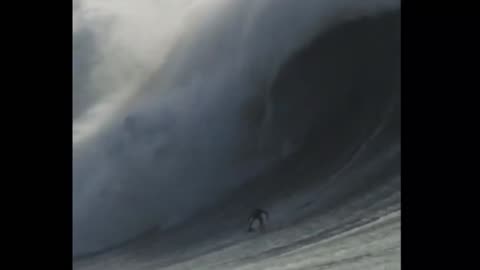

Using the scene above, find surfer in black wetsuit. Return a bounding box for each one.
[247,208,269,232]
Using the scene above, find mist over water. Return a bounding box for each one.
[73,0,400,258]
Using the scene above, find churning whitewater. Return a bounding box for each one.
[73,0,400,268]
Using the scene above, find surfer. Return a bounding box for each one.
[247,208,269,233]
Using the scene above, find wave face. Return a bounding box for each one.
[72,0,400,259]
